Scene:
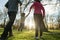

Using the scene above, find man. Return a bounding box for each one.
[0,0,22,40]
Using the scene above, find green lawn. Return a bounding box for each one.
[0,28,60,40]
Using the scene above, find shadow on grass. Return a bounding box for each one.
[0,29,60,40]
[8,30,60,40]
[44,30,60,40]
[0,28,4,35]
[0,28,3,32]
[8,30,35,40]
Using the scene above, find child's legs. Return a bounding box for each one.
[21,23,24,31]
[18,23,22,31]
[18,23,24,31]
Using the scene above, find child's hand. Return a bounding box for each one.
[43,16,45,19]
[25,13,30,18]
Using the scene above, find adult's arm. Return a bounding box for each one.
[5,1,9,8]
[40,3,45,17]
[18,0,22,6]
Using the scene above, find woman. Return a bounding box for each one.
[29,0,45,39]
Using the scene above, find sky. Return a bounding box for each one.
[0,0,59,14]
[0,0,8,12]
[0,0,60,29]
[0,0,60,24]
[0,0,60,18]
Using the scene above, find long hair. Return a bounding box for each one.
[34,0,40,3]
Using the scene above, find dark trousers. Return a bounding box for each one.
[34,14,44,37]
[1,12,17,39]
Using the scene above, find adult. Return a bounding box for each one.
[29,0,45,40]
[0,0,22,40]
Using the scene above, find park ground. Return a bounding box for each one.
[0,28,60,40]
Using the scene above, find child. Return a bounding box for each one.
[18,13,29,31]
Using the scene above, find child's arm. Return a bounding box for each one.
[25,13,30,18]
[18,0,22,6]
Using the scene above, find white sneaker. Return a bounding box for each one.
[40,36,44,40]
[40,36,43,39]
[35,37,39,40]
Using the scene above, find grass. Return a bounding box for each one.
[0,28,60,40]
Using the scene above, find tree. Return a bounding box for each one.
[57,13,60,28]
[3,8,8,27]
[44,14,49,31]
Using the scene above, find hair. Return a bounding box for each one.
[21,13,25,16]
[34,0,40,3]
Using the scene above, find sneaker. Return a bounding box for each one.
[40,36,44,40]
[0,36,8,40]
[35,37,39,40]
[0,38,1,40]
[8,34,13,38]
[40,36,43,39]
[0,38,5,40]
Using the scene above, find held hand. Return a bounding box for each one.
[25,13,30,18]
[43,16,45,19]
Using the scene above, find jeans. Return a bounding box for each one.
[34,14,44,37]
